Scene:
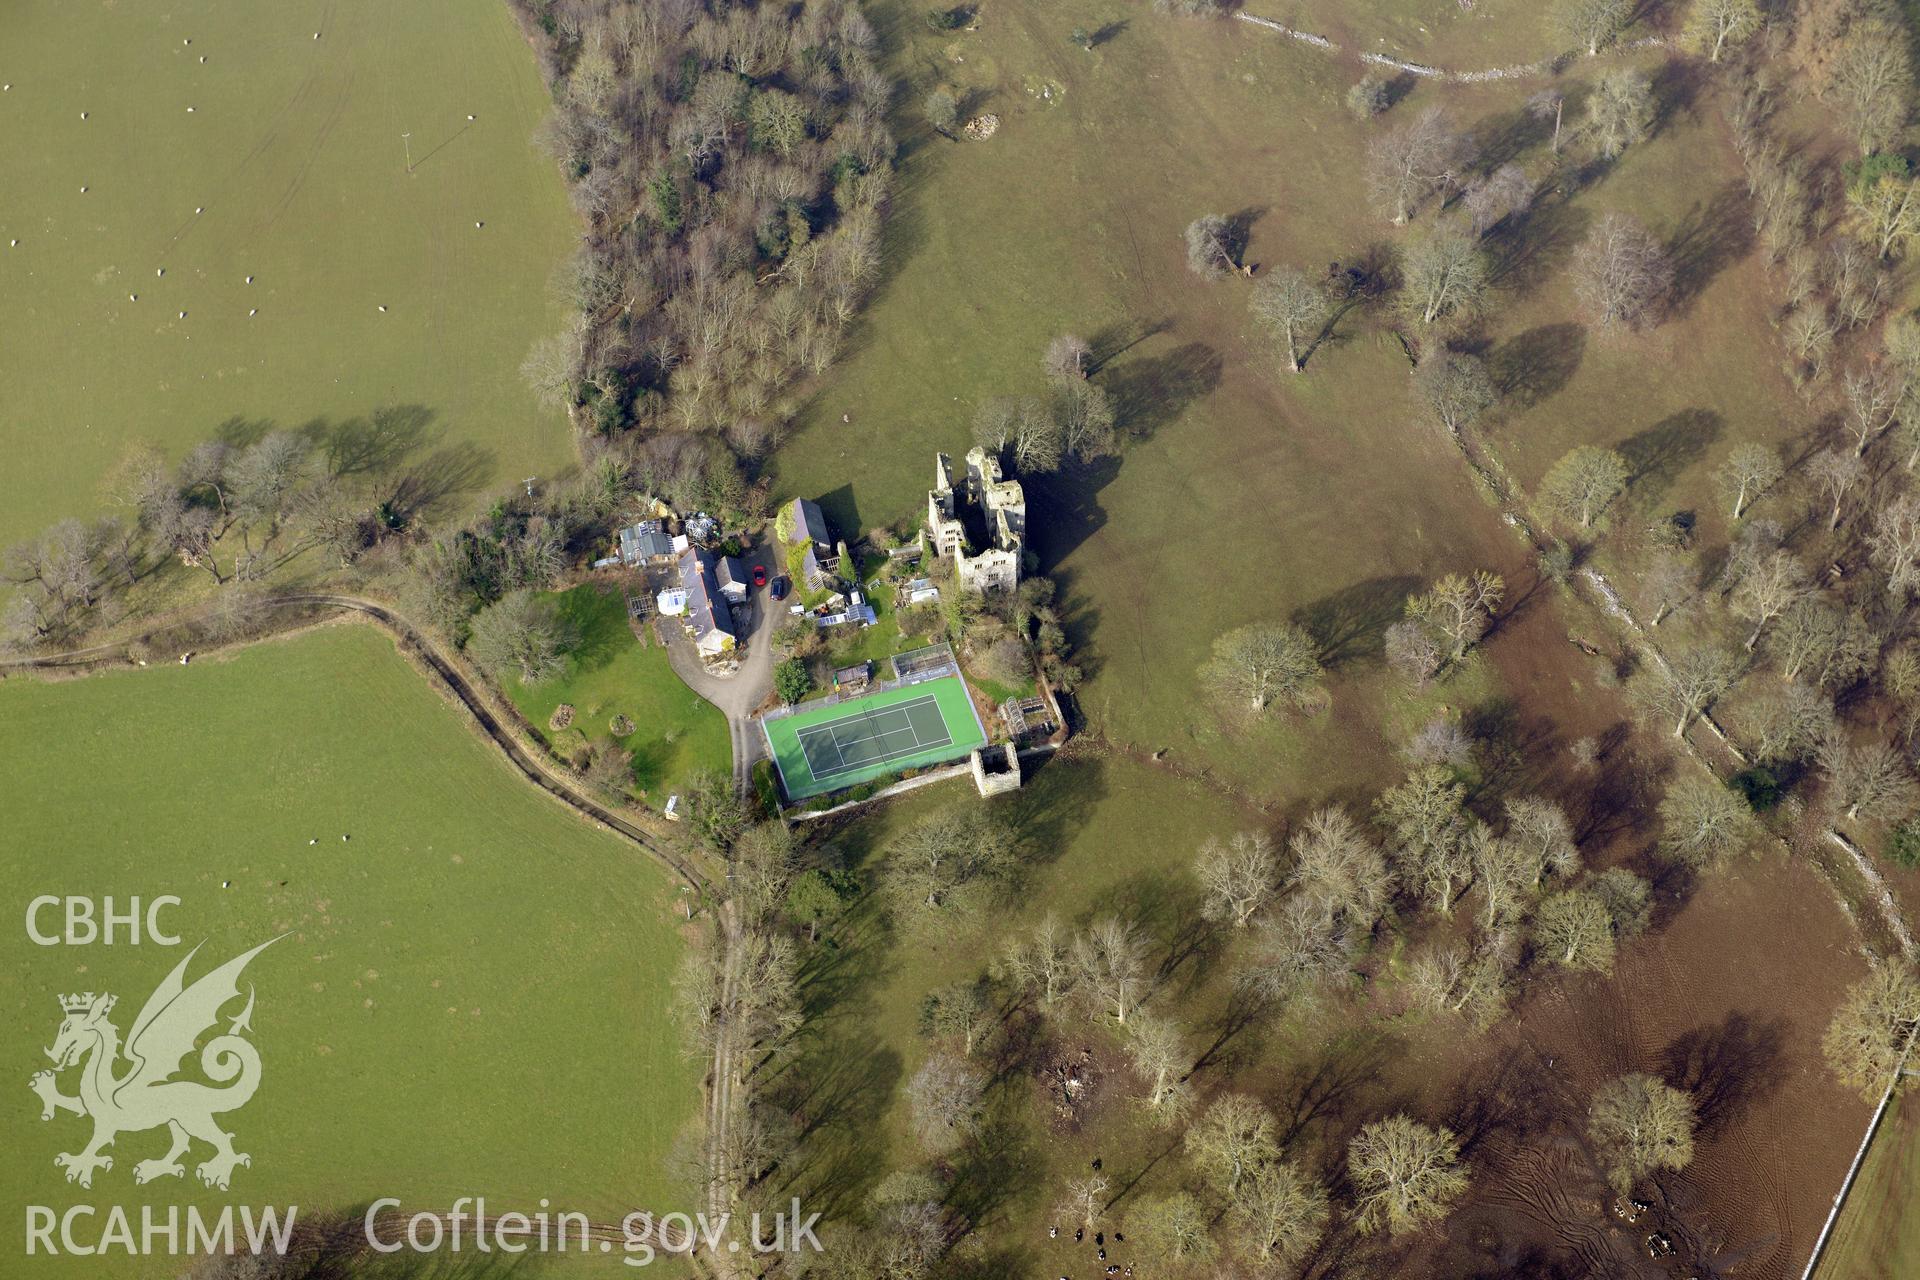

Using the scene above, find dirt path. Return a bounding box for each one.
[1234,11,1670,82]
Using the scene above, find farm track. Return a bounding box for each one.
[1235,11,1670,82]
[2,592,736,1277]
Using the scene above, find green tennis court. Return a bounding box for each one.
[763,675,987,801]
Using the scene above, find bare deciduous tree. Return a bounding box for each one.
[1820,735,1920,825]
[1542,445,1630,528]
[1464,164,1535,236]
[1075,915,1151,1025]
[1528,89,1566,154]
[1404,715,1475,769]
[1347,1115,1470,1236]
[1199,621,1325,714]
[1645,552,1696,626]
[1731,678,1835,763]
[1125,1012,1192,1119]
[1366,107,1468,224]
[1715,442,1784,519]
[1771,598,1873,689]
[883,805,1017,922]
[1229,1159,1328,1270]
[1850,167,1920,260]
[1239,896,1351,1007]
[1577,213,1672,329]
[1185,1094,1279,1195]
[1291,806,1395,927]
[1823,964,1920,1100]
[1196,832,1281,928]
[906,1051,986,1153]
[1642,645,1744,736]
[1588,1073,1697,1194]
[1844,364,1908,456]
[1534,888,1617,972]
[1415,350,1497,434]
[1831,22,1914,154]
[1184,213,1236,279]
[1043,333,1092,383]
[1377,766,1472,917]
[973,396,1063,473]
[1126,1192,1216,1268]
[1406,570,1505,661]
[467,589,573,684]
[1401,227,1489,326]
[1587,68,1655,158]
[1387,619,1445,685]
[1809,448,1867,530]
[998,913,1075,1007]
[1687,0,1760,62]
[1658,776,1756,865]
[1731,549,1810,650]
[1505,796,1582,886]
[1871,492,1920,598]
[1249,268,1330,373]
[1552,0,1632,55]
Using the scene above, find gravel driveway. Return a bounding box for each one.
[662,537,780,798]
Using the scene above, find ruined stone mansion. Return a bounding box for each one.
[925,447,1025,594]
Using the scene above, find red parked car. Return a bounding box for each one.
[751,564,769,587]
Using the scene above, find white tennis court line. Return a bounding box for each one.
[797,693,955,781]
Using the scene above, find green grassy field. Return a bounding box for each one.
[0,0,577,550]
[503,584,732,802]
[764,674,986,800]
[0,626,699,1277]
[1818,1093,1920,1280]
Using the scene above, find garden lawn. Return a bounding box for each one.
[0,625,699,1278]
[0,0,577,549]
[504,584,731,801]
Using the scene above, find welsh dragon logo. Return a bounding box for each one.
[29,938,280,1190]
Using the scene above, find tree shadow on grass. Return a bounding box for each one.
[1462,695,1565,808]
[1650,53,1704,136]
[1491,323,1586,408]
[548,583,626,672]
[320,403,438,480]
[286,1211,547,1277]
[1102,340,1224,443]
[1084,868,1220,996]
[1663,181,1754,318]
[1485,196,1593,297]
[1619,408,1723,510]
[1291,574,1424,668]
[1274,1034,1397,1150]
[387,440,496,524]
[772,1039,904,1217]
[1464,102,1554,179]
[1003,756,1110,881]
[1027,339,1220,572]
[1086,315,1172,376]
[947,1117,1039,1231]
